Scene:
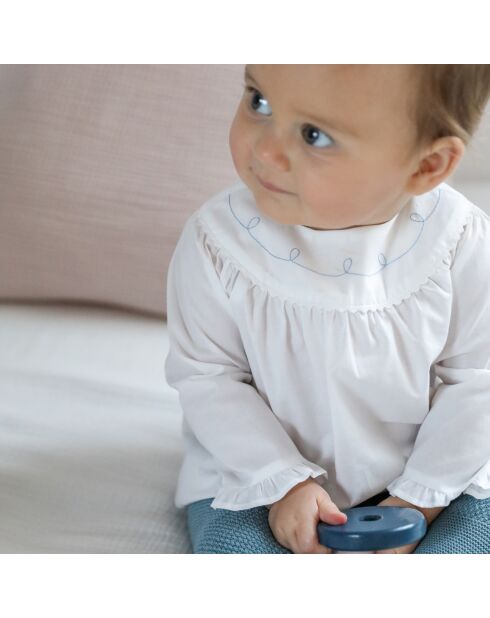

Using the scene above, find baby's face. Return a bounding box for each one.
[229,64,423,230]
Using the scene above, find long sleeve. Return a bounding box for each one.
[164,213,327,510]
[387,211,490,507]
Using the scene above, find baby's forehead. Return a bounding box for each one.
[271,64,412,99]
[253,64,415,134]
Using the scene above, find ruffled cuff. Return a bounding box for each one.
[387,462,490,507]
[463,460,490,500]
[386,476,454,508]
[210,461,328,511]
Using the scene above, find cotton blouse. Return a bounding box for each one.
[164,179,490,511]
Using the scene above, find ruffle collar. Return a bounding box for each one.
[196,180,474,312]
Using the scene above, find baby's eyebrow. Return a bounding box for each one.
[243,66,360,138]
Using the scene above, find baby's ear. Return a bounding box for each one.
[407,136,466,195]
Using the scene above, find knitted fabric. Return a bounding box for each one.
[415,494,490,554]
[185,493,490,554]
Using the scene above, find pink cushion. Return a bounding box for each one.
[0,65,243,317]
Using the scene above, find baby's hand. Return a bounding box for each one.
[374,494,445,554]
[268,478,347,553]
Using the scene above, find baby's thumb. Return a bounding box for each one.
[318,495,348,526]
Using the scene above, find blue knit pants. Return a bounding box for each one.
[186,490,490,554]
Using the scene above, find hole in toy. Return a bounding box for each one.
[361,515,382,522]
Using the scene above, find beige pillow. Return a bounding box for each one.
[0,64,243,318]
[1,65,488,318]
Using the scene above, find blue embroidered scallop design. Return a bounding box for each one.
[227,189,440,277]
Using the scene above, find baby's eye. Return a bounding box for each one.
[301,124,334,149]
[243,85,335,150]
[245,85,272,116]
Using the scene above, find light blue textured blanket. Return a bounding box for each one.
[186,493,490,554]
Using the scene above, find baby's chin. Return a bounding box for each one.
[240,173,342,229]
[255,201,359,230]
[253,199,306,227]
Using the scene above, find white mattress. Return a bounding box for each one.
[0,302,191,553]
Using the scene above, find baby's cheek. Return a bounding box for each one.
[228,117,249,171]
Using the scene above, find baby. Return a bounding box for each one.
[165,64,490,554]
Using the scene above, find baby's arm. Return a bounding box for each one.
[165,214,328,511]
[378,494,445,525]
[384,212,490,540]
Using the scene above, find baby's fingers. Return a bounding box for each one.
[317,494,348,526]
[295,523,333,554]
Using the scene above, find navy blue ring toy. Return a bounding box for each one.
[317,506,427,552]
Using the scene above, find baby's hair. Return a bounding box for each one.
[408,64,490,156]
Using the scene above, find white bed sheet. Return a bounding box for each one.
[0,302,191,553]
[0,180,488,554]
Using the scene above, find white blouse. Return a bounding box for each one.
[164,179,490,512]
